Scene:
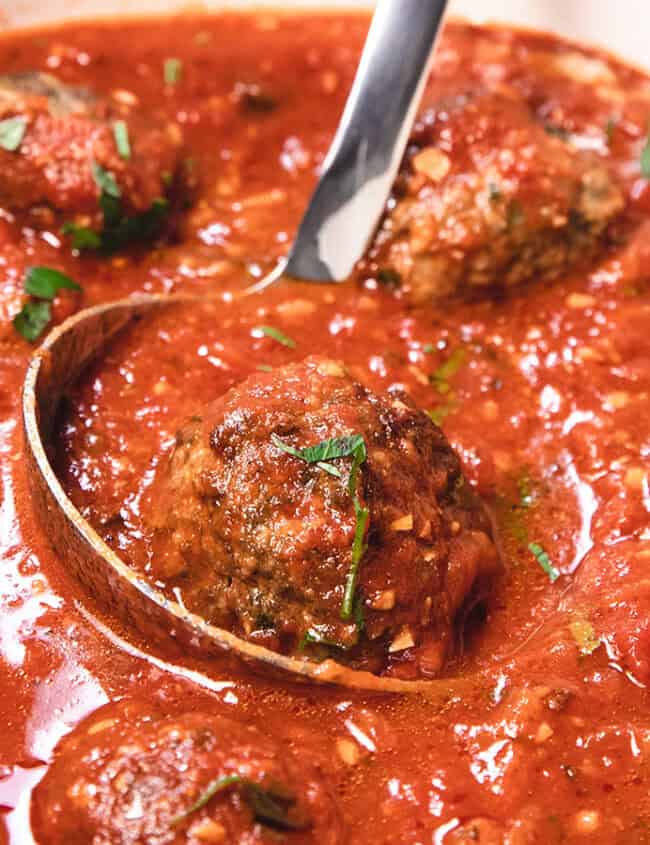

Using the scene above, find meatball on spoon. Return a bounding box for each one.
[20,4,507,695]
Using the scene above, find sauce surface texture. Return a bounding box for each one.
[1,12,650,844]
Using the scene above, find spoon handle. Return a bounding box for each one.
[284,0,448,283]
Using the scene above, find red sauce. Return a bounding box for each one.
[1,12,650,843]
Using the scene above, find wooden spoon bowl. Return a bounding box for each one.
[22,295,471,696]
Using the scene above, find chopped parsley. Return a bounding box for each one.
[272,433,363,468]
[427,401,457,426]
[62,162,169,255]
[24,266,81,299]
[299,627,349,651]
[254,325,296,348]
[164,57,183,85]
[641,131,650,179]
[91,161,121,199]
[61,224,102,250]
[271,432,369,622]
[13,266,81,342]
[569,619,601,655]
[0,116,27,152]
[429,347,466,395]
[341,438,369,621]
[171,774,308,831]
[13,300,52,343]
[171,774,241,824]
[529,541,560,582]
[112,120,131,160]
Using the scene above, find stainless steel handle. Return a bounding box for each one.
[284,0,448,283]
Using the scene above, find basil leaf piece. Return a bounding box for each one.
[0,115,27,152]
[171,775,309,832]
[24,266,81,299]
[642,133,650,179]
[112,120,131,160]
[164,57,183,85]
[272,433,365,466]
[13,300,51,342]
[61,222,102,250]
[529,541,560,582]
[299,627,350,651]
[91,161,121,198]
[170,774,242,826]
[429,347,466,394]
[254,325,296,348]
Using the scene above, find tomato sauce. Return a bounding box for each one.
[1,11,650,844]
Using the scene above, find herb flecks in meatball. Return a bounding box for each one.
[365,90,624,301]
[139,356,498,678]
[31,700,343,845]
[0,71,182,237]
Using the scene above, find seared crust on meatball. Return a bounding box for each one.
[365,90,623,301]
[31,700,344,845]
[0,72,181,224]
[139,356,498,678]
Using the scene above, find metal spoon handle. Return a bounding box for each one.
[284,0,448,283]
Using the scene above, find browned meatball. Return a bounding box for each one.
[364,90,623,302]
[0,72,181,227]
[31,699,344,845]
[138,356,498,678]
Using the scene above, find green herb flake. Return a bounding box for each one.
[164,57,183,85]
[341,438,369,620]
[254,325,296,348]
[12,300,51,343]
[0,115,27,152]
[61,222,102,251]
[112,120,131,160]
[430,347,466,394]
[422,343,435,354]
[91,161,121,199]
[569,619,601,656]
[641,132,650,179]
[24,266,81,299]
[171,774,242,826]
[605,117,617,146]
[299,628,349,651]
[171,775,308,832]
[517,470,535,509]
[257,364,273,373]
[272,433,365,467]
[271,432,368,620]
[427,402,456,426]
[62,195,169,254]
[528,541,560,582]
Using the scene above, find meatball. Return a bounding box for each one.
[31,700,344,845]
[365,90,623,302]
[0,72,181,226]
[138,356,498,678]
